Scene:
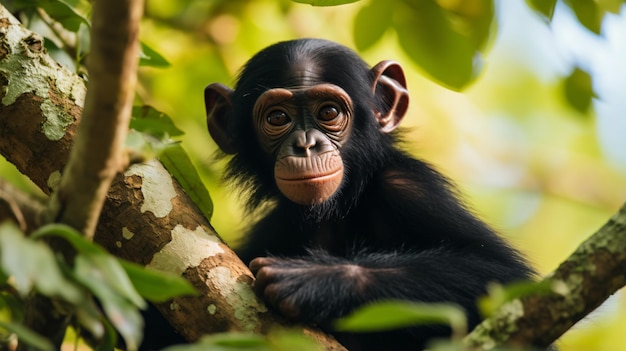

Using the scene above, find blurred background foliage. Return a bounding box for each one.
[1,0,626,349]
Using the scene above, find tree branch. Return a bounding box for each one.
[44,0,144,239]
[464,202,626,349]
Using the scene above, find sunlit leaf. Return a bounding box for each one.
[120,260,197,302]
[35,0,90,32]
[131,105,184,139]
[0,222,83,303]
[163,330,322,351]
[436,0,495,49]
[353,0,392,51]
[563,66,595,114]
[564,0,605,34]
[596,0,623,14]
[160,143,214,220]
[479,280,554,316]
[267,329,323,351]
[0,321,54,351]
[162,333,268,351]
[140,42,171,68]
[335,300,467,340]
[525,0,557,22]
[291,0,360,6]
[394,1,482,90]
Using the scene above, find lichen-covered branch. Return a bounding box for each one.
[464,202,626,350]
[0,5,344,350]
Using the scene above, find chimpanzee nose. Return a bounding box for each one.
[287,129,333,157]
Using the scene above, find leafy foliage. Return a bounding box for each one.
[336,300,467,340]
[292,0,359,6]
[563,66,595,115]
[130,106,214,220]
[21,0,90,31]
[355,0,494,90]
[162,331,323,351]
[140,42,172,68]
[0,222,195,350]
[478,280,556,317]
[526,0,557,22]
[565,0,605,34]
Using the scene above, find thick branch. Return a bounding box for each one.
[464,202,626,349]
[45,0,144,239]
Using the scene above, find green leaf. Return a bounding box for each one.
[267,329,323,351]
[33,224,147,308]
[525,0,557,22]
[0,222,83,303]
[291,0,360,6]
[131,105,184,139]
[163,333,269,351]
[353,0,393,52]
[479,280,554,316]
[120,260,197,302]
[596,0,624,14]
[335,300,467,340]
[563,66,595,114]
[0,321,54,351]
[564,0,605,34]
[394,1,483,90]
[163,331,322,351]
[72,256,144,350]
[436,0,495,50]
[94,319,120,351]
[139,42,172,68]
[36,0,90,32]
[92,280,143,351]
[32,223,105,254]
[74,297,107,341]
[129,105,213,219]
[0,291,24,322]
[74,254,146,309]
[159,143,214,220]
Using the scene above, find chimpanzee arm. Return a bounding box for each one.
[250,247,527,328]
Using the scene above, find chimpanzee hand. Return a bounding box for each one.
[250,255,366,324]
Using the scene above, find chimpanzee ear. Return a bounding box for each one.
[370,61,409,133]
[205,83,237,154]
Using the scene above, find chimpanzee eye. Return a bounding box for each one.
[318,105,339,121]
[267,110,291,126]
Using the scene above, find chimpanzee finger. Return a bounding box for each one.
[249,257,278,275]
